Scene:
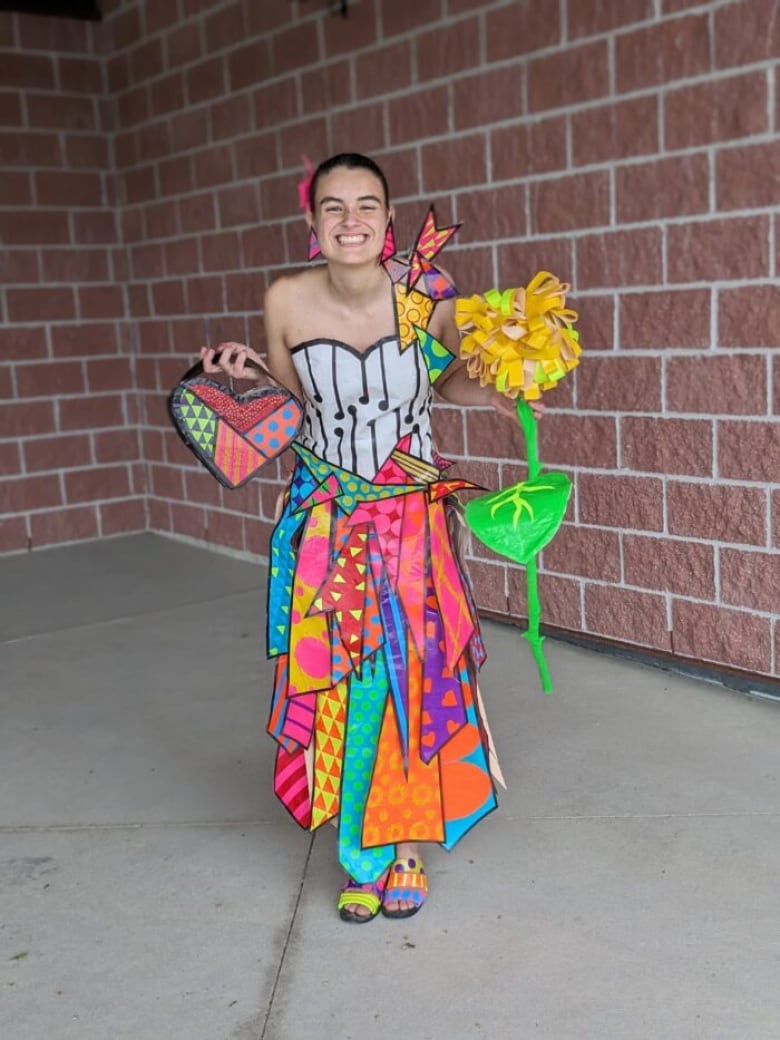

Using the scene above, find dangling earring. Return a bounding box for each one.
[381,220,397,262]
[307,226,321,262]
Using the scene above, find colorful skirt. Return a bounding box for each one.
[266,443,501,883]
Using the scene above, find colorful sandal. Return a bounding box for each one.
[337,872,388,924]
[381,856,428,919]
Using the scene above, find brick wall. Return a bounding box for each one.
[0,10,146,551]
[1,0,778,681]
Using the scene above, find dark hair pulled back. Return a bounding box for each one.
[308,153,390,210]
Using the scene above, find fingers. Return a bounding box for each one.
[199,341,259,380]
[220,344,247,377]
[199,346,221,374]
[491,394,546,421]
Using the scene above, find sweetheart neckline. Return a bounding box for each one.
[290,335,400,359]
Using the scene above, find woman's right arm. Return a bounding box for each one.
[199,277,303,401]
[263,278,304,400]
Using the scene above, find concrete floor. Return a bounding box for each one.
[1,533,778,1040]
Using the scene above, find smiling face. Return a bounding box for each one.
[307,166,392,266]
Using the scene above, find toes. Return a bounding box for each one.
[383,897,410,913]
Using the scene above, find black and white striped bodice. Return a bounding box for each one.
[290,336,434,480]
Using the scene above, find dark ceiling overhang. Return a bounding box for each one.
[0,2,357,24]
[0,1,101,18]
[0,1,356,25]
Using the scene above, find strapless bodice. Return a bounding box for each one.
[290,336,434,480]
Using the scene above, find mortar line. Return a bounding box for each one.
[260,834,315,1040]
[496,810,780,822]
[0,819,293,833]
[3,810,779,835]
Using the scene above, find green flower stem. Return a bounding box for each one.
[517,396,541,481]
[516,397,553,694]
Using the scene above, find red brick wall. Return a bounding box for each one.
[0,9,146,551]
[2,0,778,681]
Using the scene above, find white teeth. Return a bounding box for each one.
[337,234,367,244]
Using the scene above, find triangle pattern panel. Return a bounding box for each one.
[311,681,348,828]
[178,390,217,454]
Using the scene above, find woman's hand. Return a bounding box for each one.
[490,390,546,421]
[200,341,264,381]
[527,398,545,421]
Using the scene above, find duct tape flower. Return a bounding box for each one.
[455,272,583,693]
[456,272,581,399]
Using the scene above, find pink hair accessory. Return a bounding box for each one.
[297,155,315,212]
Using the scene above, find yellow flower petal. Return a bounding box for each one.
[455,272,583,400]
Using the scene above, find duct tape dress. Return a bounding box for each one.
[266,212,504,883]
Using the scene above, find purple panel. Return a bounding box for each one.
[420,602,466,763]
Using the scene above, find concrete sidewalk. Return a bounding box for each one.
[1,533,778,1040]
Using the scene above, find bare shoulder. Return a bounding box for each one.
[264,268,322,313]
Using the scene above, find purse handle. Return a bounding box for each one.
[178,352,273,382]
[214,352,272,377]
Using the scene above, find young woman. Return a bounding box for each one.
[202,153,542,922]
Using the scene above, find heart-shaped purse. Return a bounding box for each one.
[168,356,303,489]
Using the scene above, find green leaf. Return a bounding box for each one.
[464,472,572,565]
